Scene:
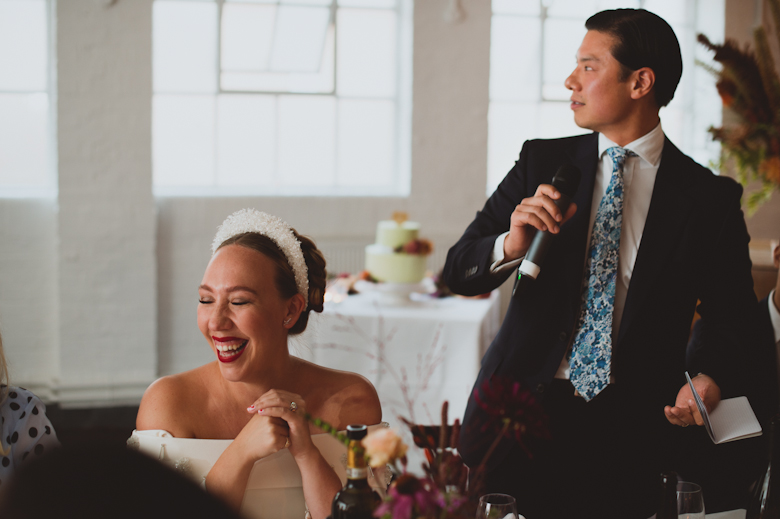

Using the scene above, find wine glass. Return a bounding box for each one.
[677,481,705,519]
[476,493,521,519]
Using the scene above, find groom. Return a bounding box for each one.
[443,8,759,519]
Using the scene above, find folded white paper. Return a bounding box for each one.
[685,372,762,444]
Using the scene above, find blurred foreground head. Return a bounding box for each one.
[0,442,241,519]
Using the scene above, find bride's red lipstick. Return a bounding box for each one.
[212,336,248,363]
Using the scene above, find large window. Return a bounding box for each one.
[0,0,55,197]
[488,0,724,194]
[153,0,412,196]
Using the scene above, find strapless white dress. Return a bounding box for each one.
[128,424,389,519]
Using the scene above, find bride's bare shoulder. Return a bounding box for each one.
[136,364,215,435]
[298,360,382,427]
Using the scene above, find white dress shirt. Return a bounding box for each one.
[491,122,666,379]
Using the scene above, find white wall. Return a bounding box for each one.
[1,0,768,407]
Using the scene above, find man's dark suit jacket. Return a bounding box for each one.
[682,296,777,510]
[688,296,777,424]
[443,132,758,467]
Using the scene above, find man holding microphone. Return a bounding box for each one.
[444,8,758,518]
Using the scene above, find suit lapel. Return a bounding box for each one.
[616,138,695,347]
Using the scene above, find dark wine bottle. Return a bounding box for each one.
[656,471,678,519]
[331,425,381,519]
[748,415,780,518]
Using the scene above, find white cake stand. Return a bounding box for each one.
[354,280,431,306]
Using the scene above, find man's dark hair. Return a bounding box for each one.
[585,9,682,108]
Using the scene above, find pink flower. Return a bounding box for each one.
[363,428,408,468]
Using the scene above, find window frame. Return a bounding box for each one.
[152,0,412,198]
[0,0,57,199]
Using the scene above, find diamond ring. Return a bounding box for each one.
[290,401,298,412]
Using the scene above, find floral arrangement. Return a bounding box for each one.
[360,376,550,519]
[698,0,780,212]
[394,239,434,256]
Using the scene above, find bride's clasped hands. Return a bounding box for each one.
[243,390,313,460]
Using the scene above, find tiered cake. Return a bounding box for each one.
[365,220,427,284]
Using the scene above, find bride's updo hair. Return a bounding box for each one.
[217,230,326,335]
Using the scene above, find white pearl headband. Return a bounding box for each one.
[211,209,309,306]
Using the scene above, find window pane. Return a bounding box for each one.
[543,18,584,100]
[221,3,276,72]
[546,0,598,19]
[277,95,335,186]
[270,6,330,73]
[538,101,586,138]
[339,0,396,8]
[596,0,640,9]
[547,0,640,16]
[0,0,47,91]
[337,8,396,97]
[337,99,394,186]
[221,24,334,93]
[487,102,538,195]
[0,93,49,188]
[153,1,217,93]
[490,16,541,102]
[281,0,331,5]
[492,0,539,15]
[153,95,216,186]
[216,94,276,187]
[644,0,691,26]
[659,106,685,147]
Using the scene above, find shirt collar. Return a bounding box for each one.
[597,121,665,167]
[768,289,780,344]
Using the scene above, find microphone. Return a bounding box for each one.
[513,164,581,296]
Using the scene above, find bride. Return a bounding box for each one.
[135,209,382,519]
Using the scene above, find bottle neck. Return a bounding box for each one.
[346,440,368,481]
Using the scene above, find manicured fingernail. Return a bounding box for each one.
[259,409,264,413]
[248,404,255,409]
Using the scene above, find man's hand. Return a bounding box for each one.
[663,374,721,427]
[503,184,578,261]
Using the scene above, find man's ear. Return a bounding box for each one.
[630,67,656,102]
[773,243,780,269]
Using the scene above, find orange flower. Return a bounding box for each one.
[362,428,408,468]
[716,80,736,107]
[759,156,780,184]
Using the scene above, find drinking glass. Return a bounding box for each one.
[476,493,520,519]
[677,481,705,519]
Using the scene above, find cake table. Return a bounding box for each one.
[296,290,501,426]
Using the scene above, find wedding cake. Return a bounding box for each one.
[365,215,431,284]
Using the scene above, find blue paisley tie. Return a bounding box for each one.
[569,146,631,401]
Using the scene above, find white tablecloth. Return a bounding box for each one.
[299,290,501,426]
